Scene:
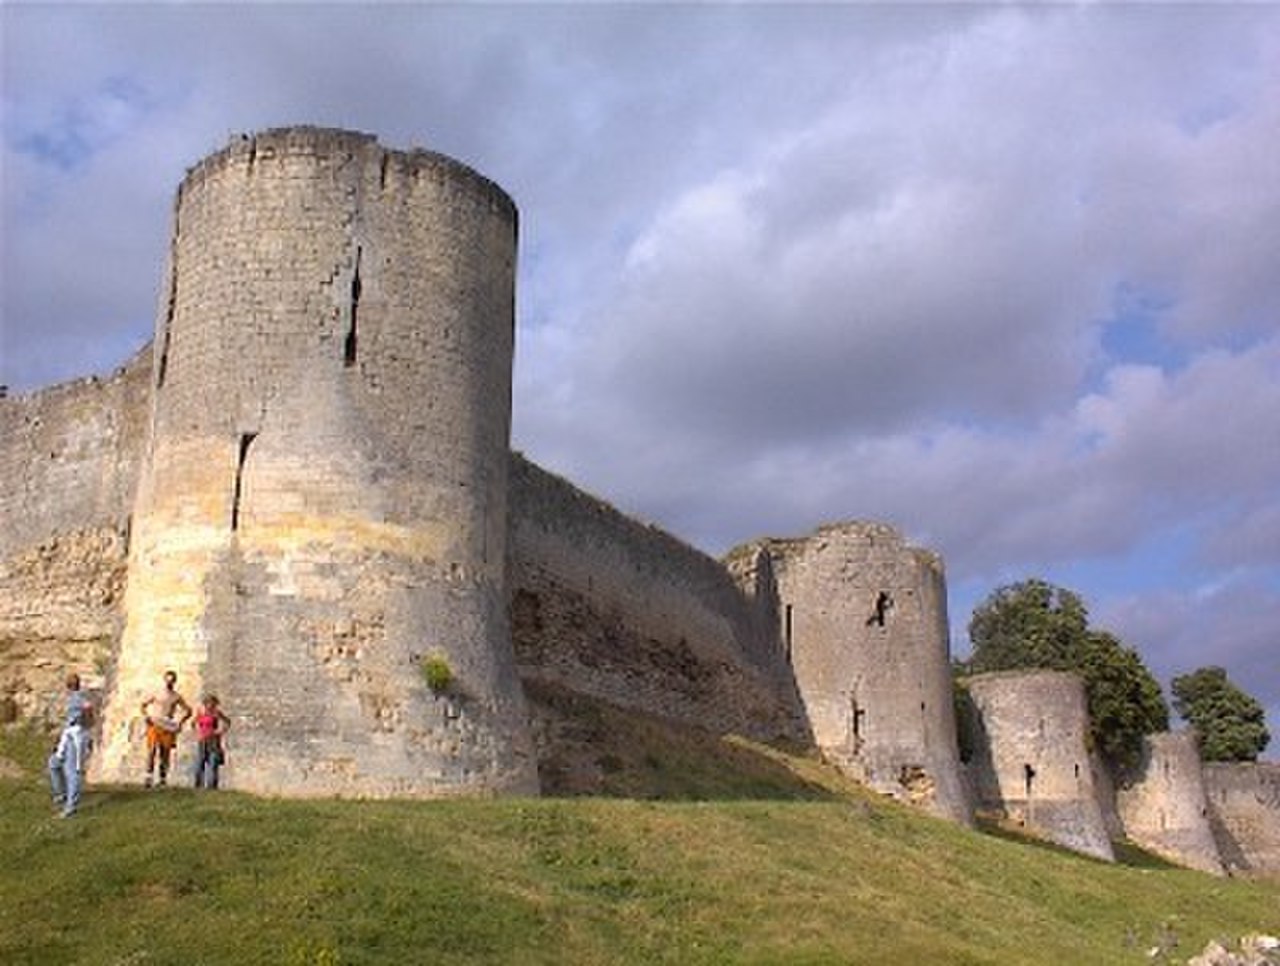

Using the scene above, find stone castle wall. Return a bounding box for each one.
[92,128,536,796]
[0,351,151,723]
[1204,763,1280,875]
[508,455,806,750]
[963,670,1114,860]
[19,125,1260,860]
[732,524,972,824]
[0,350,150,560]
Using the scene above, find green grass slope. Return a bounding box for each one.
[2,725,1275,966]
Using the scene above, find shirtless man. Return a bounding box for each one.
[140,670,191,787]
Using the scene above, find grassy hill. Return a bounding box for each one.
[2,724,1276,966]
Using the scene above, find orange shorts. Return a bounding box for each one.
[146,722,178,751]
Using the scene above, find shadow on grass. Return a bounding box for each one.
[525,679,851,803]
[975,814,1183,870]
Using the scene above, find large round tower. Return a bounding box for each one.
[756,523,972,825]
[92,127,537,795]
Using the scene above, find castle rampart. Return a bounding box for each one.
[508,455,807,751]
[0,350,150,723]
[6,125,1242,854]
[0,349,150,561]
[91,127,536,796]
[963,670,1114,860]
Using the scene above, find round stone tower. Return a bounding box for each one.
[91,127,537,796]
[963,670,1113,860]
[1114,731,1224,875]
[756,522,972,825]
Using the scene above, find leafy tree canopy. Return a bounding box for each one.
[963,578,1169,769]
[1171,666,1270,762]
[967,578,1089,674]
[1078,631,1169,766]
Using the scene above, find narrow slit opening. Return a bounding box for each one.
[851,699,865,740]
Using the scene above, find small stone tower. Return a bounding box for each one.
[91,128,537,796]
[964,670,1113,860]
[743,523,971,824]
[1114,731,1224,875]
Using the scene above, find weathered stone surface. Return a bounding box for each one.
[963,670,1114,860]
[0,527,125,724]
[90,128,536,796]
[1114,731,1225,875]
[730,524,973,825]
[1187,935,1280,966]
[509,456,806,747]
[1204,763,1280,876]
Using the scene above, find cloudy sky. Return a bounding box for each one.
[3,3,1277,750]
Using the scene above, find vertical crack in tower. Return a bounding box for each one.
[230,432,258,531]
[344,247,362,367]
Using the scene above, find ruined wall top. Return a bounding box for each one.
[726,520,944,576]
[181,127,516,227]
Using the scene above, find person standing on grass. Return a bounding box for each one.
[192,694,230,790]
[49,673,93,818]
[140,670,191,787]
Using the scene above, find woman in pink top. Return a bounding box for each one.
[191,694,231,789]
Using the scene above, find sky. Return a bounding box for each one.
[2,3,1277,753]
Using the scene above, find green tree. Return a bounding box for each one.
[1078,631,1169,767]
[967,578,1089,673]
[1171,666,1270,762]
[965,579,1169,769]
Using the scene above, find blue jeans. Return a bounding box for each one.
[49,725,90,815]
[193,739,223,789]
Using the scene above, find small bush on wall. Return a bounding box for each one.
[420,653,454,695]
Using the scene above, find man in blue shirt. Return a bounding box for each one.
[49,673,93,817]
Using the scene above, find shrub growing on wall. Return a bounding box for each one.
[420,653,454,695]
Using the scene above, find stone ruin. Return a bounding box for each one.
[1,127,1275,874]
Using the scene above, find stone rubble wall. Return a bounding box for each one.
[0,527,125,725]
[0,348,150,562]
[507,454,807,747]
[1204,762,1280,875]
[0,350,151,723]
